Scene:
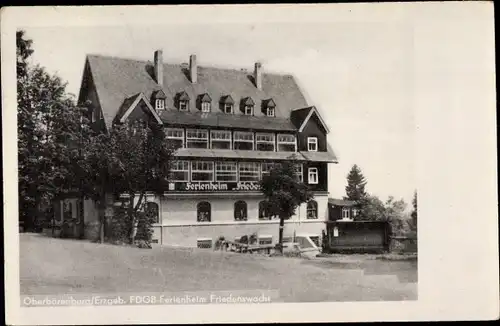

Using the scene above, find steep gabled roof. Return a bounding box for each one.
[117,92,163,125]
[291,106,330,134]
[84,54,309,128]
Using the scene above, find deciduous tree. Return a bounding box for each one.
[82,122,175,244]
[259,156,314,254]
[17,30,90,230]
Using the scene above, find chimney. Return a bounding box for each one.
[154,50,163,87]
[254,62,262,89]
[189,54,197,83]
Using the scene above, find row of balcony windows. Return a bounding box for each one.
[170,160,320,184]
[166,128,319,152]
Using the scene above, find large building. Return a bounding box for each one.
[67,50,338,248]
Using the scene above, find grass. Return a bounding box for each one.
[20,233,417,302]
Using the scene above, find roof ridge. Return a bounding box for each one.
[86,53,293,77]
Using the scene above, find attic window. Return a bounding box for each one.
[179,100,189,112]
[177,92,190,112]
[241,97,255,116]
[224,104,233,114]
[202,102,211,113]
[199,93,212,113]
[244,105,254,116]
[263,98,276,117]
[155,99,165,110]
[220,95,234,114]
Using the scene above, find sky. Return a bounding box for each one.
[22,22,416,205]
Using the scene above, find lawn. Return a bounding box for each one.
[20,233,417,302]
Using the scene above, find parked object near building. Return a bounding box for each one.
[54,50,339,247]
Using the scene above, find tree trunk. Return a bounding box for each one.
[98,197,105,243]
[128,192,145,244]
[277,214,285,255]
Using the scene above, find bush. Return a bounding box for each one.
[108,206,132,243]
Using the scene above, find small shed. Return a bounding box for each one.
[324,220,390,254]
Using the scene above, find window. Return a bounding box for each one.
[234,201,248,221]
[197,239,213,249]
[166,128,184,149]
[170,160,189,182]
[201,102,211,113]
[307,137,318,152]
[191,161,214,182]
[261,162,281,179]
[224,104,233,114]
[186,129,209,149]
[211,130,231,150]
[342,208,350,219]
[239,162,260,182]
[258,201,273,220]
[256,133,275,151]
[197,202,211,222]
[233,131,254,151]
[179,100,189,111]
[277,134,296,152]
[294,164,303,182]
[307,200,318,219]
[155,99,165,110]
[215,161,237,182]
[244,105,254,115]
[259,236,273,245]
[308,167,318,184]
[352,208,359,217]
[266,107,275,117]
[145,202,160,224]
[91,108,98,122]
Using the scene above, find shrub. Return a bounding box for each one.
[108,206,132,243]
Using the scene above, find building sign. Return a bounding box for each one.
[168,182,261,192]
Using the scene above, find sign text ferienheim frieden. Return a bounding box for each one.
[172,182,261,192]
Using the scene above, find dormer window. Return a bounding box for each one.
[224,104,233,114]
[177,91,190,112]
[179,100,189,112]
[151,89,167,111]
[155,99,165,110]
[241,97,255,116]
[198,93,212,113]
[220,95,234,114]
[263,98,276,117]
[244,105,253,115]
[202,102,211,113]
